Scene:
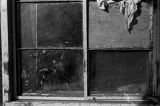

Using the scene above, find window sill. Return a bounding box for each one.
[16,93,152,101]
[10,95,155,101]
[5,95,160,106]
[4,98,156,106]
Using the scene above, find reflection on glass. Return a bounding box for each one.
[89,51,149,94]
[20,50,83,96]
[37,3,82,47]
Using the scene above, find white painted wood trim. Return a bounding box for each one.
[83,0,88,98]
[17,0,82,2]
[17,95,147,102]
[1,0,10,105]
[18,96,86,100]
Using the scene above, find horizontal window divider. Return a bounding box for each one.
[18,96,86,101]
[16,0,82,3]
[17,47,83,50]
[88,48,152,51]
[17,95,152,102]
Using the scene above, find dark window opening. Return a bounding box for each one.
[89,51,150,94]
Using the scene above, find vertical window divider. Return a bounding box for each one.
[152,0,158,95]
[83,0,88,98]
[35,3,38,92]
[154,0,160,95]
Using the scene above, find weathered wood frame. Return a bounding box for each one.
[1,0,160,105]
[1,0,10,104]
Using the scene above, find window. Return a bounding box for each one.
[2,0,160,102]
[16,2,84,97]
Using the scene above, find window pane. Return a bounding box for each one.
[17,3,37,48]
[20,50,84,96]
[89,1,151,49]
[89,51,149,94]
[37,3,83,47]
[20,50,37,92]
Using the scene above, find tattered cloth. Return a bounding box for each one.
[97,0,141,30]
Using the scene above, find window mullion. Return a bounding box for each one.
[83,0,88,98]
[152,0,157,95]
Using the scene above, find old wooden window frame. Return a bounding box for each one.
[1,0,160,104]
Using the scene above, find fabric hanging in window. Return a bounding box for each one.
[97,0,141,30]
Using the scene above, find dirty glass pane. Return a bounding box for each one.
[89,1,151,49]
[17,3,36,48]
[36,50,83,96]
[37,3,82,47]
[20,50,37,93]
[20,50,83,96]
[89,51,149,94]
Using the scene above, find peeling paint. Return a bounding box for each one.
[3,62,8,74]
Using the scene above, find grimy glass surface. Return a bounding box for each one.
[37,3,82,47]
[17,3,82,48]
[89,51,149,94]
[17,3,37,48]
[20,50,37,92]
[20,50,83,96]
[89,1,152,49]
